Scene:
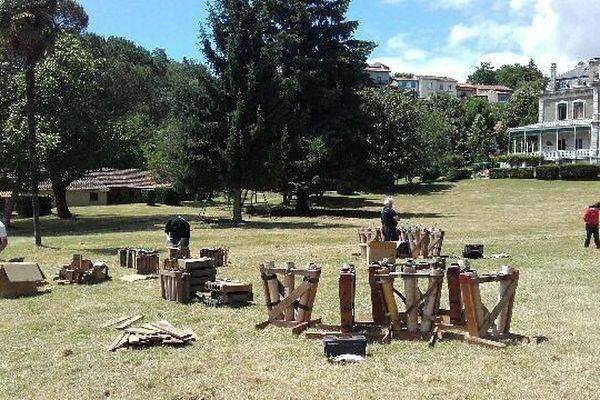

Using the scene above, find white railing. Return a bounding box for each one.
[535,150,591,160]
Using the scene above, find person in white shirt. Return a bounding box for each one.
[0,221,7,254]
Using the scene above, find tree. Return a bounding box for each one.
[503,83,540,128]
[467,62,497,85]
[360,88,421,183]
[264,0,374,210]
[496,59,546,89]
[35,33,101,218]
[197,0,283,223]
[467,113,497,163]
[0,0,87,245]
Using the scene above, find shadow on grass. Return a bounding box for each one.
[394,182,456,195]
[246,207,443,220]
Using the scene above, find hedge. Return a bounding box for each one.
[559,164,599,180]
[490,167,535,179]
[447,168,472,181]
[16,196,52,217]
[535,165,560,180]
[492,154,544,167]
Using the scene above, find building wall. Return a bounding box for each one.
[541,91,593,122]
[418,79,457,99]
[39,190,108,207]
[367,71,391,87]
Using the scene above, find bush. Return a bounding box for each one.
[490,167,534,179]
[492,154,544,167]
[535,165,559,180]
[441,154,466,170]
[155,188,180,206]
[559,164,599,180]
[489,168,509,179]
[511,167,535,179]
[16,196,52,217]
[447,168,472,181]
[142,189,156,206]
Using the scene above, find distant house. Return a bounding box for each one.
[39,178,109,206]
[389,75,419,96]
[414,75,458,99]
[506,58,600,162]
[364,62,392,87]
[456,83,512,103]
[38,169,168,207]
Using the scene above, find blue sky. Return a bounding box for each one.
[77,0,600,81]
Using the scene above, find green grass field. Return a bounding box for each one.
[1,179,599,400]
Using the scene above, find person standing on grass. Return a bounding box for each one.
[582,203,600,248]
[165,216,191,248]
[0,221,8,254]
[381,197,399,241]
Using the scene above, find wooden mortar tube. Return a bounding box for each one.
[339,263,356,333]
[495,266,515,334]
[420,266,444,333]
[403,264,419,333]
[284,262,296,321]
[447,263,463,324]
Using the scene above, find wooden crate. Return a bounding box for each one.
[169,247,190,260]
[160,269,191,303]
[134,254,159,275]
[367,241,396,265]
[199,247,229,267]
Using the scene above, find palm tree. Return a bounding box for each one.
[0,0,87,245]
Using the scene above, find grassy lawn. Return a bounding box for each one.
[1,179,599,400]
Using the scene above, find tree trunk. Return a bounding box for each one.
[2,186,18,227]
[52,181,72,219]
[232,187,243,224]
[25,61,42,246]
[295,186,310,214]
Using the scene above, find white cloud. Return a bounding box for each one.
[375,0,600,81]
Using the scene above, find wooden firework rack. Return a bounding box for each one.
[357,227,381,260]
[256,261,321,334]
[438,266,527,348]
[199,247,229,267]
[305,264,389,342]
[375,258,446,342]
[397,226,445,259]
[118,248,159,275]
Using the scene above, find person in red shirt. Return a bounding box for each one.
[582,203,600,248]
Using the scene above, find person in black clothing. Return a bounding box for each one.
[165,216,191,248]
[381,197,399,241]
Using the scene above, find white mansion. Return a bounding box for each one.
[507,58,600,163]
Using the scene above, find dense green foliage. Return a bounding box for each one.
[492,154,544,166]
[491,164,598,180]
[535,165,560,180]
[490,167,535,179]
[559,164,599,181]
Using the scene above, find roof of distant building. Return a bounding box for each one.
[457,83,513,92]
[558,61,590,80]
[39,177,109,192]
[365,62,391,72]
[416,75,458,82]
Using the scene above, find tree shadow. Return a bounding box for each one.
[312,195,381,209]
[394,182,456,196]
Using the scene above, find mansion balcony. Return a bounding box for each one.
[506,119,598,162]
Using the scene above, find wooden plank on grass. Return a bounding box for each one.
[108,332,129,351]
[99,315,134,329]
[115,315,143,330]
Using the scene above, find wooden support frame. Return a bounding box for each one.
[376,262,445,340]
[256,262,321,334]
[397,227,445,259]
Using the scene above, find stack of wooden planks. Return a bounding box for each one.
[105,315,197,351]
[199,247,229,267]
[200,279,253,307]
[160,258,216,303]
[397,226,445,258]
[118,248,159,275]
[56,254,110,285]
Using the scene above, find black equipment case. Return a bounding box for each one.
[323,335,367,358]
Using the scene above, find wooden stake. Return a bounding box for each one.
[403,265,419,333]
[284,262,296,321]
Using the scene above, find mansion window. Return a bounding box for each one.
[557,103,568,120]
[576,138,583,150]
[558,138,567,151]
[573,101,585,119]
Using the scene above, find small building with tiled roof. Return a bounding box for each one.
[364,62,392,88]
[456,83,512,103]
[35,169,168,207]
